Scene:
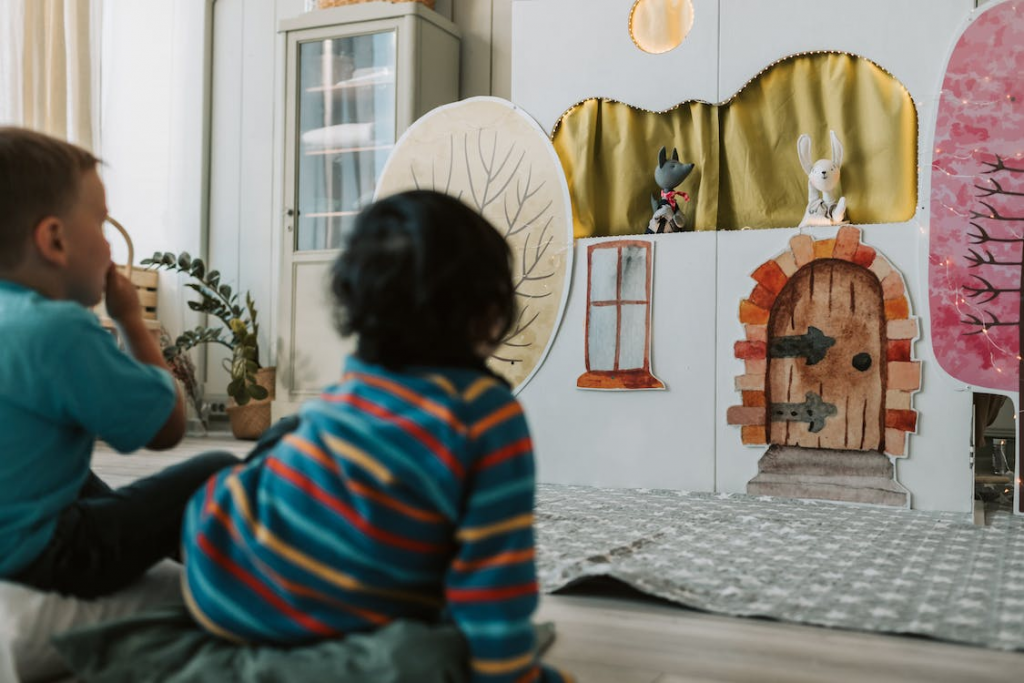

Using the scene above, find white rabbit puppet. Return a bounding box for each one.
[797,130,847,227]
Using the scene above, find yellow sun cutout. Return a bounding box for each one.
[629,0,695,55]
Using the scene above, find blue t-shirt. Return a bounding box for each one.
[0,280,177,576]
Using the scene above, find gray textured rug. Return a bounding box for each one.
[535,484,1024,651]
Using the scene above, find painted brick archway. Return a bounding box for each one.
[727,226,921,457]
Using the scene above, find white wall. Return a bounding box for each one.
[523,233,720,492]
[513,0,721,133]
[204,0,508,399]
[204,0,300,397]
[201,0,997,511]
[100,0,210,350]
[452,0,513,99]
[98,0,494,399]
[512,0,981,512]
[2,0,503,402]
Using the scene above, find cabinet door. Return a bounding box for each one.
[279,23,399,415]
[276,9,459,418]
[295,29,396,251]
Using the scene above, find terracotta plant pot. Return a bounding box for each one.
[227,367,276,440]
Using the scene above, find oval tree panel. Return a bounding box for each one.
[376,97,574,393]
[929,0,1024,392]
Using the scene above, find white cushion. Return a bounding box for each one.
[0,560,184,683]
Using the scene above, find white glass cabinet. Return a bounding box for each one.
[275,3,460,417]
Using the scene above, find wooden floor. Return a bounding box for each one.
[94,435,1024,683]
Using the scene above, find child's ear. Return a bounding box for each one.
[31,216,69,267]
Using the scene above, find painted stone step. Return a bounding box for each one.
[747,445,909,506]
[753,445,895,478]
[747,474,909,507]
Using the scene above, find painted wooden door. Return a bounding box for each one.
[766,259,886,450]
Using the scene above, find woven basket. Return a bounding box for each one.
[227,403,270,441]
[227,367,277,440]
[318,0,436,9]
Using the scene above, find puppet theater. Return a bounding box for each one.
[372,0,1024,655]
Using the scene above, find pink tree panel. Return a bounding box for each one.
[929,1,1024,391]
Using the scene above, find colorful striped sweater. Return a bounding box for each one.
[181,357,570,683]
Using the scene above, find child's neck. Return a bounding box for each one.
[0,262,68,301]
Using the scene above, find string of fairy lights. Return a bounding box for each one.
[548,49,916,139]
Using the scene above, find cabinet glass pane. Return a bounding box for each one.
[296,30,396,251]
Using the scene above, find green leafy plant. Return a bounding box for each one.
[141,251,268,405]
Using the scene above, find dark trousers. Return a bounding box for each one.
[13,451,240,599]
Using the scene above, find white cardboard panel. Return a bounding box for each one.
[862,221,972,513]
[511,0,720,134]
[718,1,975,297]
[508,0,982,512]
[714,227,798,498]
[714,223,973,513]
[520,232,718,491]
[717,0,974,103]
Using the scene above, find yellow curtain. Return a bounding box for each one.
[553,99,718,236]
[552,53,918,237]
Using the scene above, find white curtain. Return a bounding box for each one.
[0,0,102,151]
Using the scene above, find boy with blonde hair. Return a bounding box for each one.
[0,127,237,597]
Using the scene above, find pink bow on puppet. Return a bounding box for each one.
[660,189,690,211]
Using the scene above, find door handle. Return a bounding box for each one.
[769,326,835,366]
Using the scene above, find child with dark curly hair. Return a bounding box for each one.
[181,190,571,682]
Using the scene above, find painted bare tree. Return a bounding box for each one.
[410,128,558,372]
[375,99,572,391]
[960,156,1024,343]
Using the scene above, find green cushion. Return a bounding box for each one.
[52,606,470,683]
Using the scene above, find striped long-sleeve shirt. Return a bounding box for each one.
[181,356,570,683]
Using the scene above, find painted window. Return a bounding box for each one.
[577,240,664,390]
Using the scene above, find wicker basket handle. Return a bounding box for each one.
[105,216,133,278]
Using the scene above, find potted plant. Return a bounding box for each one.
[141,251,275,440]
[159,326,209,435]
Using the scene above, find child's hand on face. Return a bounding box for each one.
[104,265,142,323]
